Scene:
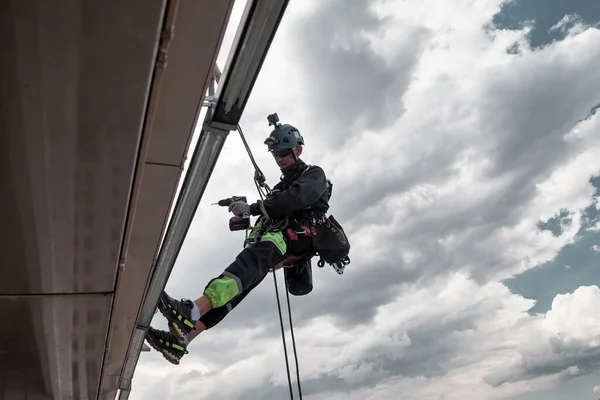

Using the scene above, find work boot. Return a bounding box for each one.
[157,291,197,340]
[145,327,188,365]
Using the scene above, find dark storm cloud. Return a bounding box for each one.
[331,41,600,286]
[290,0,430,146]
[294,257,421,327]
[216,304,485,399]
[484,342,600,387]
[479,56,600,177]
[330,59,600,254]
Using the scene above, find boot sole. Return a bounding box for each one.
[145,334,181,365]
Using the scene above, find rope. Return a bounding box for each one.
[273,269,295,400]
[237,124,270,197]
[236,122,303,400]
[284,272,303,399]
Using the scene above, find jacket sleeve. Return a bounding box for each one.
[249,166,328,219]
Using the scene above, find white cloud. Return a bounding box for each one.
[544,286,600,343]
[483,286,600,388]
[550,13,590,36]
[131,1,600,399]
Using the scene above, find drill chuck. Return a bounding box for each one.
[214,196,247,207]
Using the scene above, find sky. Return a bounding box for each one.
[130,0,600,399]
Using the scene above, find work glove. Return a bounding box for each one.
[228,201,250,216]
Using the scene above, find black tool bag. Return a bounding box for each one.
[312,214,351,274]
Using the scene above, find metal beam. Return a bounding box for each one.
[212,0,290,128]
[116,2,290,397]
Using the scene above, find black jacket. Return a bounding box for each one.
[249,159,330,220]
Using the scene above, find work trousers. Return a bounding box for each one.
[198,221,314,330]
[199,240,285,329]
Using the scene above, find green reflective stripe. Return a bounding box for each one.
[260,231,287,255]
[176,314,195,329]
[204,276,240,308]
[172,343,185,351]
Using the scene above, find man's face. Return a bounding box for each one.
[271,146,302,170]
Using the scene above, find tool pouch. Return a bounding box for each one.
[312,214,351,274]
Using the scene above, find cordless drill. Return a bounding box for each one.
[212,196,251,231]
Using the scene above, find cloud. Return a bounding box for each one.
[483,285,600,388]
[134,276,600,400]
[288,0,431,148]
[132,1,600,399]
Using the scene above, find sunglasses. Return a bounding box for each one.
[270,148,294,158]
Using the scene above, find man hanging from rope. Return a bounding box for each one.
[145,118,333,365]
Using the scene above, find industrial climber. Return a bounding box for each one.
[145,118,336,365]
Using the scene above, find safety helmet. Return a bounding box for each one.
[264,124,305,150]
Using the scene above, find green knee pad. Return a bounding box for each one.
[204,275,240,308]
